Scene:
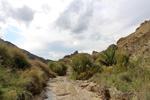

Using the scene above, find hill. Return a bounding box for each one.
[0,41,56,100]
[54,19,150,100]
[0,38,52,63]
[117,20,150,60]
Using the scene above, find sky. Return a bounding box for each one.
[0,0,150,60]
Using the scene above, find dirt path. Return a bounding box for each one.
[44,76,102,100]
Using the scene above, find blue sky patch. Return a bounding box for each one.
[4,25,23,45]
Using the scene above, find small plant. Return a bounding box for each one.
[71,53,100,80]
[99,48,116,66]
[48,61,67,76]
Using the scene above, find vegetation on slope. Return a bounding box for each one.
[70,53,101,80]
[91,56,150,100]
[48,61,67,76]
[117,20,150,60]
[98,48,116,66]
[68,44,150,99]
[0,42,55,100]
[1,20,150,100]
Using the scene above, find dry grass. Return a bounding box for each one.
[0,42,13,67]
[0,42,55,100]
[18,67,46,95]
[10,47,31,69]
[91,57,150,100]
[32,59,56,78]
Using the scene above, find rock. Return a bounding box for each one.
[100,88,111,100]
[117,38,125,45]
[109,87,131,100]
[64,51,79,59]
[80,82,89,89]
[92,51,98,55]
[86,82,97,92]
[108,44,118,50]
[136,20,150,31]
[73,50,78,55]
[45,76,102,100]
[117,20,150,60]
[51,84,72,96]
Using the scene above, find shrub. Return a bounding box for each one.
[99,48,116,66]
[71,53,100,80]
[0,67,27,100]
[91,56,150,99]
[48,61,67,76]
[115,52,129,67]
[18,67,47,95]
[71,54,92,74]
[32,59,56,78]
[102,67,113,74]
[0,88,4,99]
[0,43,13,67]
[10,47,31,69]
[0,43,54,100]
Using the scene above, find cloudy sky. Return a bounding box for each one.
[0,0,150,60]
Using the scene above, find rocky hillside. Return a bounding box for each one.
[117,20,150,60]
[0,39,52,63]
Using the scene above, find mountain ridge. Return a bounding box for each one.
[0,38,52,63]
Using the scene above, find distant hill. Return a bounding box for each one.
[117,20,150,60]
[0,39,52,63]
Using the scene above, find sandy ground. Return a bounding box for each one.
[44,76,101,100]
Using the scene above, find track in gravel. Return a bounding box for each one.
[44,76,101,100]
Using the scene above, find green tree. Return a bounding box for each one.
[99,48,116,66]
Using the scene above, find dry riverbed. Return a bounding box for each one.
[36,76,129,100]
[44,76,102,100]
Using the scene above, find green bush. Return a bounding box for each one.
[0,42,56,100]
[11,47,31,69]
[91,56,150,99]
[0,43,13,67]
[99,48,116,66]
[115,52,129,67]
[48,61,67,76]
[0,43,31,69]
[71,54,100,80]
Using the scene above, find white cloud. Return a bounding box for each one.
[0,0,150,60]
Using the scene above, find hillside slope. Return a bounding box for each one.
[117,20,150,60]
[0,39,52,63]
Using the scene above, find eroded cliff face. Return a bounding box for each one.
[117,20,150,60]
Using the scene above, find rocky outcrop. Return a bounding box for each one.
[92,51,100,60]
[136,20,150,31]
[82,82,130,100]
[108,44,118,50]
[117,20,150,60]
[59,51,79,64]
[92,51,98,55]
[117,38,125,45]
[63,50,79,59]
[75,80,130,100]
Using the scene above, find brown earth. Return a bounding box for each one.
[117,20,150,60]
[44,76,129,100]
